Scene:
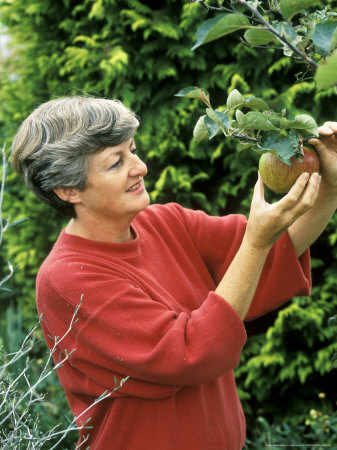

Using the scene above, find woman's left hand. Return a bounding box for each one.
[309,121,337,194]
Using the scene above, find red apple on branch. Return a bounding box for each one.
[259,147,320,193]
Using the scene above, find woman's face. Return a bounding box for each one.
[74,137,150,224]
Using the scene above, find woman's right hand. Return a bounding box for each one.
[245,171,321,252]
[215,171,320,320]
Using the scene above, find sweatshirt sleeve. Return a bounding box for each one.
[169,203,311,321]
[245,230,311,321]
[38,266,247,400]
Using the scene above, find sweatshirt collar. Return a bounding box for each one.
[56,225,141,258]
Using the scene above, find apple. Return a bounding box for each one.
[258,147,320,193]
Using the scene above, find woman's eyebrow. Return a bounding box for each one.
[102,139,135,163]
[103,150,122,163]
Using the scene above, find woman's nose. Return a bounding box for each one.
[129,155,148,177]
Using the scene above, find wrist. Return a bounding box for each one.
[241,231,273,258]
[318,179,337,202]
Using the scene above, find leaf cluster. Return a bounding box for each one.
[244,409,337,449]
[192,0,337,91]
[177,0,337,160]
[176,85,318,164]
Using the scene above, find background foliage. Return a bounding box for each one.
[1,0,337,447]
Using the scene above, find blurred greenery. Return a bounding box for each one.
[1,0,337,447]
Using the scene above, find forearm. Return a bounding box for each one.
[288,183,337,257]
[216,170,321,320]
[215,234,271,320]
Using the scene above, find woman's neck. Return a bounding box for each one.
[65,218,135,243]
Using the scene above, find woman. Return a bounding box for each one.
[11,96,337,449]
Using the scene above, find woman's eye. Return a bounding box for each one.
[108,148,137,170]
[110,159,121,170]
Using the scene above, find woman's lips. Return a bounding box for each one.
[126,181,144,193]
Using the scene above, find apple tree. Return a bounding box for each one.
[177,0,337,165]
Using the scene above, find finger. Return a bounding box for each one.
[278,172,310,210]
[254,172,265,200]
[308,136,327,154]
[309,122,337,147]
[290,172,321,217]
[279,174,320,229]
[318,121,337,135]
[271,173,319,231]
[250,172,265,206]
[309,134,337,157]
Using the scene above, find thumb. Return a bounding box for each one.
[252,172,265,203]
[308,137,326,155]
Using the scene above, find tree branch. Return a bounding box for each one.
[194,0,236,13]
[228,127,260,144]
[236,0,319,69]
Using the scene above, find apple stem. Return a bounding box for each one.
[227,126,261,144]
[301,135,323,143]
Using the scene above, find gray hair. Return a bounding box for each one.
[11,96,140,217]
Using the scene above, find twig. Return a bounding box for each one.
[48,376,130,450]
[229,127,260,144]
[301,134,323,144]
[195,0,235,13]
[236,0,319,69]
[0,142,7,248]
[0,293,131,448]
[194,0,319,70]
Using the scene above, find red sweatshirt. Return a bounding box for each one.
[36,203,311,449]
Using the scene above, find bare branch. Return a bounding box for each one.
[0,292,130,448]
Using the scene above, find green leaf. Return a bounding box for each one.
[97,390,109,401]
[7,218,29,229]
[206,108,229,130]
[260,130,300,165]
[0,287,14,293]
[152,21,180,40]
[236,141,255,152]
[266,113,282,128]
[328,316,336,330]
[274,22,297,42]
[215,111,230,130]
[193,115,208,142]
[237,111,280,132]
[191,13,250,51]
[227,90,269,111]
[312,20,337,56]
[204,116,220,140]
[279,114,319,137]
[315,50,337,91]
[244,97,270,111]
[244,28,277,46]
[73,35,97,47]
[235,109,244,122]
[174,86,210,106]
[206,108,222,126]
[227,89,245,110]
[279,0,317,21]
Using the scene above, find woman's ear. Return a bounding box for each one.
[53,188,81,204]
